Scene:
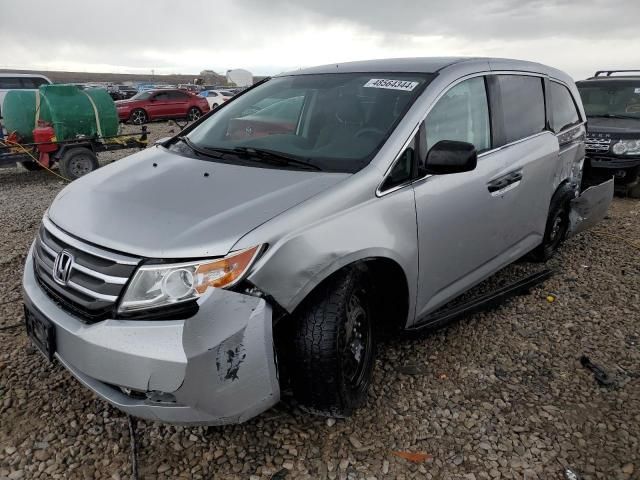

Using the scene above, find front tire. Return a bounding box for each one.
[59,147,99,180]
[290,268,376,417]
[129,109,147,125]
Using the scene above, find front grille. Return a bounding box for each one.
[586,137,611,153]
[33,217,140,322]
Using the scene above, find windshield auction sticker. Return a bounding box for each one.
[364,79,419,91]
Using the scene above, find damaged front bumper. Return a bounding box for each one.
[568,177,615,237]
[22,251,280,425]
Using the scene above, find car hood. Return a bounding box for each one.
[48,147,349,258]
[587,116,640,135]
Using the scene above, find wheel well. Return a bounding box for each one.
[551,179,575,207]
[291,257,410,336]
[362,258,410,336]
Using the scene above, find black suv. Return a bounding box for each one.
[577,70,640,197]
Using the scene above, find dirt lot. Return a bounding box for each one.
[0,122,638,480]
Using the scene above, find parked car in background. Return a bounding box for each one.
[23,58,612,426]
[109,85,138,101]
[115,89,209,124]
[0,73,51,117]
[577,70,640,197]
[198,89,233,109]
[178,84,202,93]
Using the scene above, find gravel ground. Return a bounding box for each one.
[0,122,638,480]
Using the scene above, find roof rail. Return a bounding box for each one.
[594,69,640,77]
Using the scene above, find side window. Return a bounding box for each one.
[31,77,50,88]
[20,78,48,89]
[425,77,491,153]
[169,91,189,100]
[381,147,415,192]
[0,77,22,89]
[154,92,169,101]
[497,75,545,143]
[549,82,581,133]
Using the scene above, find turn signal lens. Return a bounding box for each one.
[194,246,261,293]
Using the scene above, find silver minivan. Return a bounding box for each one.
[22,58,613,425]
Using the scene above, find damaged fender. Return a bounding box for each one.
[568,177,614,236]
[174,288,280,424]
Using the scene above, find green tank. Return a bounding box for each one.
[2,84,118,143]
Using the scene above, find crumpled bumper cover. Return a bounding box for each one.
[568,177,614,237]
[22,249,280,425]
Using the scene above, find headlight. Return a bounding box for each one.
[612,139,640,155]
[118,245,262,312]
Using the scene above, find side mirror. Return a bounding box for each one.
[424,140,477,175]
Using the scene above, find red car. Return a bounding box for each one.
[115,89,210,125]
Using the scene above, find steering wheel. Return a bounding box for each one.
[355,127,385,139]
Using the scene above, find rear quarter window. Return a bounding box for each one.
[497,75,546,144]
[549,82,581,133]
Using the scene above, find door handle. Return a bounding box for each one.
[487,171,523,194]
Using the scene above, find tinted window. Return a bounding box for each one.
[497,75,545,143]
[169,91,189,100]
[425,76,491,152]
[0,77,49,89]
[154,92,170,101]
[0,77,22,89]
[549,82,581,133]
[26,77,49,88]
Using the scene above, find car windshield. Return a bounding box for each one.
[185,73,433,172]
[578,81,640,119]
[131,91,153,100]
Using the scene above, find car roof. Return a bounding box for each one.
[0,72,51,80]
[578,76,640,83]
[278,57,567,78]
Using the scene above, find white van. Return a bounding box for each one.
[0,73,52,117]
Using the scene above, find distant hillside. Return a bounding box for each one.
[0,69,226,85]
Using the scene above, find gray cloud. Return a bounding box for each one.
[0,0,638,79]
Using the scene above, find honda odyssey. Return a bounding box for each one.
[22,57,613,424]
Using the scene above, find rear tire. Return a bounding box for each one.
[290,267,376,417]
[59,147,99,180]
[529,193,570,262]
[187,107,202,121]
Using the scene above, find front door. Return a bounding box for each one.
[146,91,171,119]
[413,76,513,319]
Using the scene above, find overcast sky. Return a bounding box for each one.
[1,0,638,80]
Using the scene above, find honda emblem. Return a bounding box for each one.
[53,250,74,286]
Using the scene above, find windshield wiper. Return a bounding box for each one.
[174,136,223,159]
[589,114,640,120]
[197,145,322,171]
[233,147,322,171]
